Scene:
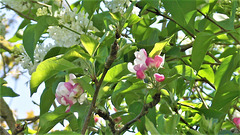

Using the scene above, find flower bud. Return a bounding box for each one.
[154,73,165,82]
[233,111,240,129]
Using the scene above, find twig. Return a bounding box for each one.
[135,3,195,39]
[197,9,240,44]
[116,93,161,135]
[59,24,82,35]
[177,102,195,109]
[81,32,120,134]
[196,76,216,90]
[233,105,240,112]
[195,87,209,109]
[95,109,116,134]
[30,0,51,8]
[3,3,35,21]
[206,52,221,63]
[0,98,16,133]
[0,126,10,135]
[173,107,194,130]
[64,0,73,12]
[18,116,39,124]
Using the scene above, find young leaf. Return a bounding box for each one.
[214,53,240,89]
[0,86,19,97]
[145,116,159,135]
[103,63,130,83]
[80,34,98,56]
[191,31,215,72]
[82,0,101,17]
[149,35,173,57]
[30,57,77,95]
[39,106,71,134]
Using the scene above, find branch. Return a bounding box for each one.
[81,32,120,134]
[197,9,240,44]
[116,93,161,135]
[206,51,221,63]
[0,98,16,133]
[0,126,10,135]
[195,87,209,109]
[95,109,116,134]
[2,3,35,21]
[173,107,194,130]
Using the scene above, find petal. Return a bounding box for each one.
[154,73,165,82]
[69,73,76,84]
[136,70,146,80]
[78,93,87,104]
[233,117,240,129]
[128,62,136,73]
[56,82,69,96]
[146,57,155,68]
[64,82,74,91]
[65,105,71,113]
[154,55,164,68]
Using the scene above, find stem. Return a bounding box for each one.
[81,33,119,134]
[2,3,35,21]
[197,9,240,44]
[95,109,116,134]
[196,87,209,109]
[64,0,73,12]
[59,24,82,35]
[0,98,16,133]
[116,93,161,135]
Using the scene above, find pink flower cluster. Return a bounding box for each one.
[55,74,87,112]
[128,49,165,82]
[233,111,240,129]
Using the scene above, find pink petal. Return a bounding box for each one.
[145,57,155,68]
[65,105,71,113]
[64,82,74,91]
[233,117,240,129]
[154,73,165,82]
[69,73,76,84]
[136,70,146,80]
[154,55,163,68]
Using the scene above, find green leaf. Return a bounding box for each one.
[198,65,215,84]
[0,86,19,97]
[45,131,79,135]
[149,35,173,57]
[111,79,146,109]
[23,16,55,62]
[162,0,196,34]
[145,116,159,135]
[103,63,130,83]
[40,87,55,115]
[39,106,71,134]
[211,81,240,112]
[127,14,142,26]
[110,12,122,21]
[30,57,77,95]
[74,76,94,96]
[171,65,196,80]
[82,0,101,17]
[192,31,215,72]
[66,114,80,132]
[214,53,240,89]
[80,34,98,56]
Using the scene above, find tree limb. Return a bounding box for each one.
[81,32,120,134]
[115,93,161,135]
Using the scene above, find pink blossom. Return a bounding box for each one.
[233,111,240,129]
[128,49,148,79]
[145,55,164,68]
[154,73,165,82]
[55,74,87,112]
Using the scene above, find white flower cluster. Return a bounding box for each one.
[105,0,130,14]
[16,43,54,74]
[2,0,30,12]
[48,8,97,47]
[36,7,48,16]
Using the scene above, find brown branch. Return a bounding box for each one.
[18,116,39,123]
[173,107,194,130]
[0,126,10,135]
[206,52,221,63]
[95,109,116,134]
[115,93,161,135]
[197,9,240,44]
[81,32,120,134]
[2,3,35,21]
[0,98,16,133]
